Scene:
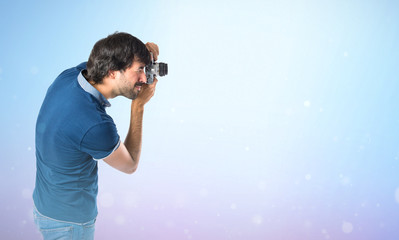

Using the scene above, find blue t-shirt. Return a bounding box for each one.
[33,62,120,223]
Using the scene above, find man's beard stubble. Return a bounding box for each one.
[130,82,144,100]
[120,74,143,100]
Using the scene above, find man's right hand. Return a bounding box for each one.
[134,78,158,107]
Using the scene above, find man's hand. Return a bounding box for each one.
[134,78,158,107]
[146,42,159,61]
[132,42,160,107]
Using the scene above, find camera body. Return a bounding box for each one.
[145,53,168,84]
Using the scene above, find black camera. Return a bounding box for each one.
[145,53,168,84]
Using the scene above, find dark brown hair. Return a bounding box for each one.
[86,32,150,84]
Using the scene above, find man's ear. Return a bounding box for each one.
[108,70,119,79]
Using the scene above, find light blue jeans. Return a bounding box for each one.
[33,206,96,240]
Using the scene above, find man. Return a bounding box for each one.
[32,32,159,239]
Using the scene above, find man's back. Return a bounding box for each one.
[33,63,119,223]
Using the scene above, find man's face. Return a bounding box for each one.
[117,60,147,100]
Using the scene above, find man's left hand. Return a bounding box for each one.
[145,42,159,61]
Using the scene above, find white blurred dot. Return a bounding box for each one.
[304,220,312,228]
[30,66,39,75]
[319,108,324,112]
[27,147,32,151]
[230,203,237,210]
[171,107,176,113]
[258,181,266,191]
[342,221,353,234]
[252,214,262,225]
[175,193,186,207]
[305,174,311,180]
[340,176,351,186]
[180,120,185,123]
[115,215,125,225]
[395,188,399,203]
[199,188,208,197]
[99,192,114,208]
[245,146,250,151]
[28,209,34,221]
[22,188,32,199]
[344,51,349,57]
[166,220,175,228]
[124,192,139,208]
[304,100,311,107]
[285,108,294,116]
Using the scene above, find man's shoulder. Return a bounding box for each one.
[57,62,87,80]
[76,62,87,71]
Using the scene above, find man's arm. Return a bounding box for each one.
[102,86,156,174]
[103,42,159,174]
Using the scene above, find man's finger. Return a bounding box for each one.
[146,42,159,55]
[146,42,159,61]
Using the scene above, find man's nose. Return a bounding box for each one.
[139,72,147,84]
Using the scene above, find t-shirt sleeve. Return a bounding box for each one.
[80,121,120,160]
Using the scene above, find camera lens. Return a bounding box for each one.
[158,63,168,77]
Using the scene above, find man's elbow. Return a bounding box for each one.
[125,166,138,175]
[124,159,138,174]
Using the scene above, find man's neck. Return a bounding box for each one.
[82,70,114,99]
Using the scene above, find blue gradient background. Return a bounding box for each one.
[1,0,399,239]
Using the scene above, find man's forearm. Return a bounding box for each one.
[124,101,145,170]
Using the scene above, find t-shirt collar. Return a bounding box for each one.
[77,71,111,108]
